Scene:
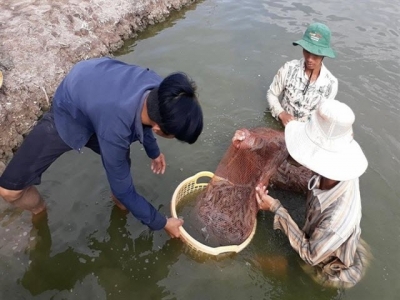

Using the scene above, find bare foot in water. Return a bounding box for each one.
[111,195,127,210]
[31,205,48,224]
[31,200,46,215]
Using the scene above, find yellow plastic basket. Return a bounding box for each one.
[171,171,257,256]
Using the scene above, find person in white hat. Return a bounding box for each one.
[256,99,371,288]
[266,23,338,127]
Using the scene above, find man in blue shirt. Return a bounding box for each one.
[0,57,203,238]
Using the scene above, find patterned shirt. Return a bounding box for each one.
[267,59,338,122]
[269,175,370,288]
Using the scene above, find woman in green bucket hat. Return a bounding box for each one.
[267,23,338,126]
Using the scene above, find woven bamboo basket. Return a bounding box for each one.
[171,171,257,256]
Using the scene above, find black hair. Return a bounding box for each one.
[147,72,203,144]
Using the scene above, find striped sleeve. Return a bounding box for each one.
[272,206,346,266]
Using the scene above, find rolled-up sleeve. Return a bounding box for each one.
[98,137,166,230]
[267,64,288,120]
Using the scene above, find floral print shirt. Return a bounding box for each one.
[267,59,338,122]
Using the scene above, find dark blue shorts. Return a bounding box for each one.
[0,111,102,191]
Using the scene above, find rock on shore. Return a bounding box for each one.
[0,0,197,164]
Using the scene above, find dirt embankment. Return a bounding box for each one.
[0,0,197,166]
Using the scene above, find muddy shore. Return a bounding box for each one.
[0,0,197,165]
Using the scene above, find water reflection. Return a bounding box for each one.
[21,207,182,298]
[19,188,343,299]
[114,0,204,57]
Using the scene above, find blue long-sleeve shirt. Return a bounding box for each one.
[52,57,167,230]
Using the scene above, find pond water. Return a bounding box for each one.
[1,0,399,299]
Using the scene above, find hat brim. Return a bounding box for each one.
[293,39,336,58]
[285,121,368,181]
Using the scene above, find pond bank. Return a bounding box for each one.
[0,0,197,164]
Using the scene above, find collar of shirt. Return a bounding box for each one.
[308,175,353,212]
[299,58,328,85]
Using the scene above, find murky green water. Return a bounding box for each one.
[1,0,399,299]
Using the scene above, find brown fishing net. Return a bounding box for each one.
[193,127,290,247]
[270,158,313,195]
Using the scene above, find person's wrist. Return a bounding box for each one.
[270,199,282,213]
[278,111,286,121]
[164,216,169,227]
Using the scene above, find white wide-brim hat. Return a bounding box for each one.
[285,100,368,181]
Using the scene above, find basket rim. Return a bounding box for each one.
[171,171,257,256]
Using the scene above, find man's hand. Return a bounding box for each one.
[164,217,184,238]
[232,129,254,149]
[278,111,295,127]
[151,153,166,174]
[255,183,278,211]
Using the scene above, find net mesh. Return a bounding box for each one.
[193,127,289,247]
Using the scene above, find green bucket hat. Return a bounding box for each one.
[293,23,336,58]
